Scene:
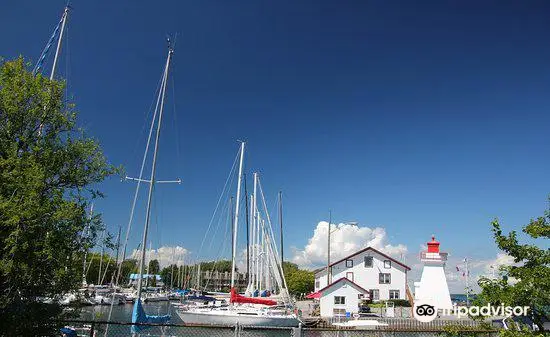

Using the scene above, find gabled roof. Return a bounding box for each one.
[312,267,325,274]
[317,277,369,294]
[314,246,411,273]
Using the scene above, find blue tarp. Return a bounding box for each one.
[187,295,216,302]
[129,273,161,280]
[60,327,77,337]
[131,298,171,333]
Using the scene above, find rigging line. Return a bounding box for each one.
[206,191,231,253]
[63,18,70,101]
[105,62,166,323]
[33,9,65,75]
[202,199,232,291]
[130,72,165,167]
[117,68,164,264]
[206,166,237,254]
[196,148,240,258]
[257,178,290,295]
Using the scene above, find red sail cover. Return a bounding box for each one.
[230,287,277,306]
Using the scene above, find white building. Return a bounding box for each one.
[314,246,411,309]
[414,235,452,310]
[318,277,370,317]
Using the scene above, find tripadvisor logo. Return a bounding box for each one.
[413,300,438,323]
[413,300,530,322]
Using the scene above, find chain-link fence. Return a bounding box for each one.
[58,321,296,337]
[57,320,496,337]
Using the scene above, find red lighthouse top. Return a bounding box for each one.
[427,235,440,253]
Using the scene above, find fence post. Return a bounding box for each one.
[89,321,95,337]
[292,323,302,337]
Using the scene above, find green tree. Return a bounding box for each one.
[119,259,138,285]
[0,58,117,335]
[148,259,160,275]
[474,199,550,330]
[160,264,178,286]
[283,262,314,296]
[198,260,233,272]
[85,252,117,286]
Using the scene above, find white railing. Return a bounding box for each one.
[420,252,448,261]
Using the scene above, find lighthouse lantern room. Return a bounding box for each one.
[414,235,452,310]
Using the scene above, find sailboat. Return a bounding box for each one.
[176,143,300,327]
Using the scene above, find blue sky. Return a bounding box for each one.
[2,1,549,289]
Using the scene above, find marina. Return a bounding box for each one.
[1,1,549,336]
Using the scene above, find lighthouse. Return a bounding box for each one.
[414,235,452,310]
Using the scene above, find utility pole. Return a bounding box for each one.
[326,210,332,287]
[465,257,470,306]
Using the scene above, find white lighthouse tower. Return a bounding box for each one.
[414,235,452,310]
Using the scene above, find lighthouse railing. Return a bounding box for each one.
[420,251,448,261]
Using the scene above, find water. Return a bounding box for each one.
[77,302,289,336]
[76,304,450,337]
[80,301,175,323]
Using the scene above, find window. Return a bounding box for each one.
[333,308,346,316]
[389,290,400,299]
[384,260,391,268]
[370,289,379,301]
[379,273,391,284]
[346,259,353,268]
[334,296,346,305]
[346,272,354,282]
[364,256,373,267]
[315,280,320,289]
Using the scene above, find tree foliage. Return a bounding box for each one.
[197,260,233,272]
[148,259,160,275]
[0,58,117,335]
[84,252,117,286]
[283,262,314,296]
[119,259,138,285]
[474,199,550,330]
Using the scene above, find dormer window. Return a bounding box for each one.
[346,259,353,268]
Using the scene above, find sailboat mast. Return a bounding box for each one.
[279,191,283,264]
[230,197,234,261]
[243,174,250,283]
[50,5,69,81]
[253,173,258,290]
[112,225,121,286]
[230,142,245,288]
[82,203,93,286]
[136,46,173,300]
[98,230,104,285]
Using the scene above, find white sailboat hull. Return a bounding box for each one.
[177,309,300,327]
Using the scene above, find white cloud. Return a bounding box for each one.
[130,245,189,269]
[291,221,408,268]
